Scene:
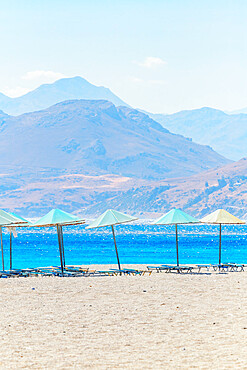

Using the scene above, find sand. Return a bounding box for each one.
[0,265,247,369]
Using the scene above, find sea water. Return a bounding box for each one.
[2,223,247,270]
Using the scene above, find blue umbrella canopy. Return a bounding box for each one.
[33,208,85,227]
[86,209,138,229]
[152,208,199,225]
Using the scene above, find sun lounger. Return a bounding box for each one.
[210,264,234,272]
[63,265,90,272]
[51,266,91,277]
[95,270,117,276]
[209,263,243,272]
[221,263,244,272]
[127,269,152,276]
[196,264,211,272]
[147,265,176,273]
[109,269,135,275]
[109,268,150,276]
[160,265,193,273]
[0,269,30,278]
[0,270,13,278]
[147,266,163,272]
[147,265,193,273]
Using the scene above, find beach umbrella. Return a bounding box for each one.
[200,209,245,265]
[32,209,85,274]
[86,209,138,270]
[0,210,29,270]
[9,212,30,223]
[0,214,20,270]
[152,208,199,266]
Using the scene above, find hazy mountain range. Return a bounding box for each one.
[0,75,245,217]
[0,100,228,181]
[1,76,246,162]
[0,76,129,115]
[149,108,247,160]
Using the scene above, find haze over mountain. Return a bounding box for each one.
[0,78,242,217]
[149,107,247,160]
[231,107,247,114]
[0,99,228,182]
[1,76,245,163]
[0,77,129,115]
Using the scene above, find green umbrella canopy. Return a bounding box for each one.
[9,212,29,223]
[0,213,18,272]
[152,208,199,267]
[86,209,138,271]
[152,208,199,225]
[32,209,85,227]
[32,209,85,274]
[86,209,138,229]
[0,209,28,225]
[0,214,18,226]
[0,211,29,272]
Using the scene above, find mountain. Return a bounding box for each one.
[0,76,129,115]
[148,107,247,160]
[0,100,229,181]
[84,158,247,218]
[0,158,245,218]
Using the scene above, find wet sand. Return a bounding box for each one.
[0,265,247,369]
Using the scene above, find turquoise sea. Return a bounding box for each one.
[1,223,247,270]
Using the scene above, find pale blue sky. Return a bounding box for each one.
[1,0,247,113]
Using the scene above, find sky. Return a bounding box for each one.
[1,0,247,113]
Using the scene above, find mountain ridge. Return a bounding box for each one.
[148,107,247,160]
[0,99,229,180]
[0,76,130,115]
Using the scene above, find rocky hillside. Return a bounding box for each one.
[0,100,228,181]
[0,159,246,218]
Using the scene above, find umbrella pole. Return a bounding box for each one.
[10,229,12,270]
[56,225,64,274]
[0,227,4,271]
[111,225,121,270]
[175,224,179,266]
[219,223,222,265]
[60,225,65,267]
[57,226,63,266]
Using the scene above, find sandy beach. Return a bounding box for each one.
[1,265,247,369]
